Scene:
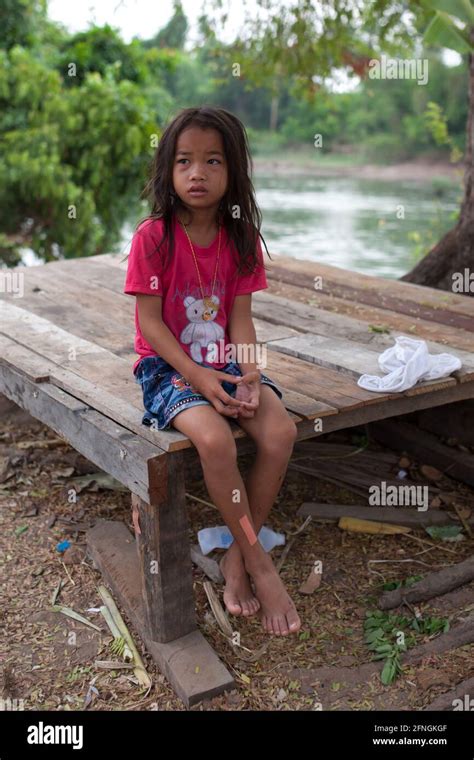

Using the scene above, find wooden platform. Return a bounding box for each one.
[1,252,474,706]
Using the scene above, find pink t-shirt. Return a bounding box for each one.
[123,215,268,372]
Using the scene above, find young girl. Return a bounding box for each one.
[124,106,301,637]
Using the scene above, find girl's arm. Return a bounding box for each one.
[228,294,262,378]
[137,294,201,381]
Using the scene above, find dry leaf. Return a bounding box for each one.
[420,465,443,481]
[203,581,233,637]
[299,564,323,594]
[51,467,76,479]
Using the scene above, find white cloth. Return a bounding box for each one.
[357,336,462,393]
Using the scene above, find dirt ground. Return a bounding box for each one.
[1,394,473,712]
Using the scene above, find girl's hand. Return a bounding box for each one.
[187,367,246,419]
[234,370,261,418]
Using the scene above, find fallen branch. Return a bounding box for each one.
[404,614,474,664]
[379,556,474,610]
[298,502,473,528]
[289,615,474,687]
[423,677,474,711]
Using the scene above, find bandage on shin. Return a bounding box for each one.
[239,514,258,546]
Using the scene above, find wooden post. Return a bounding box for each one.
[131,451,196,643]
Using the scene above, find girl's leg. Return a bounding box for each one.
[222,385,300,634]
[237,385,298,533]
[171,401,301,635]
[171,404,260,616]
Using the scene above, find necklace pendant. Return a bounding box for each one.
[203,295,217,310]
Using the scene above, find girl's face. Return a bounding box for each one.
[173,126,228,215]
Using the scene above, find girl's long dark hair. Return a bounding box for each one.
[130,106,271,276]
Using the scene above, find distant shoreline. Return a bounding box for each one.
[253,157,461,182]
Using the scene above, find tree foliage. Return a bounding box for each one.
[0,5,172,265]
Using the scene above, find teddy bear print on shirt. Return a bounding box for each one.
[180,295,225,363]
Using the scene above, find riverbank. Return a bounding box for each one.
[254,155,461,182]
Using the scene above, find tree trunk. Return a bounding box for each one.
[401,31,474,293]
[270,93,279,131]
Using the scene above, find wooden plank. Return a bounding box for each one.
[263,349,392,410]
[16,259,301,347]
[268,332,382,378]
[16,255,474,348]
[0,265,135,354]
[298,502,474,527]
[253,290,381,344]
[254,290,474,378]
[87,520,235,707]
[3,268,316,395]
[3,261,129,315]
[278,387,337,419]
[265,278,474,353]
[33,255,474,341]
[0,359,166,502]
[35,257,128,296]
[268,256,474,321]
[267,333,460,400]
[0,306,242,451]
[252,317,301,343]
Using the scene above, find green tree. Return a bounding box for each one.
[0,0,48,50]
[0,24,164,264]
[0,0,194,266]
[142,0,188,50]
[57,24,151,86]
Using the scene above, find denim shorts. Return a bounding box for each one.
[134,355,283,431]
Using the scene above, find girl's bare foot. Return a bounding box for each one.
[219,544,261,617]
[246,553,301,636]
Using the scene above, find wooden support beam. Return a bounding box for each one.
[132,451,196,643]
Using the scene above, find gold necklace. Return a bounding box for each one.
[180,220,221,310]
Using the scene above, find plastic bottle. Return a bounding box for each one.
[198,525,285,555]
